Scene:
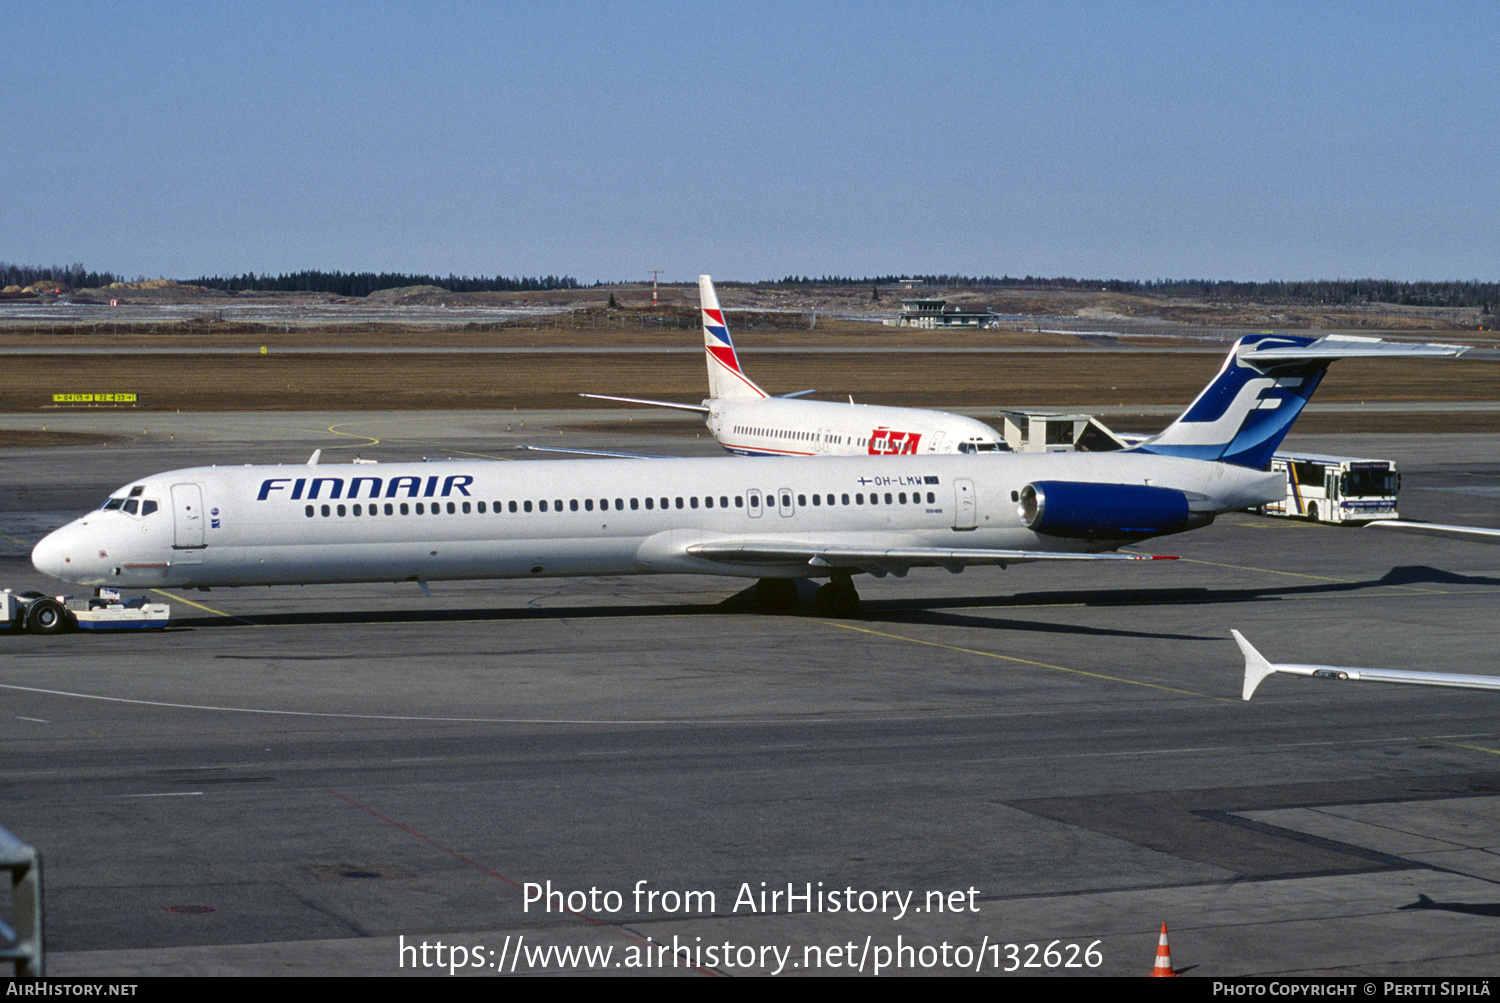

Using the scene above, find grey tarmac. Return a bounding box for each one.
[1,410,1499,977]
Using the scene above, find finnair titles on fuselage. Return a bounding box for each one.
[583,275,1007,456]
[31,331,1466,616]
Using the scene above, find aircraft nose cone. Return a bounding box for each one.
[32,524,76,581]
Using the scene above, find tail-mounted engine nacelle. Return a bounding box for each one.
[1019,481,1199,539]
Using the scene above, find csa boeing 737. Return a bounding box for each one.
[583,276,1008,456]
[29,332,1464,622]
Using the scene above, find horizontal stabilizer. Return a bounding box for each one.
[579,393,710,414]
[1234,629,1500,700]
[1139,333,1468,470]
[1242,335,1468,364]
[517,445,659,459]
[1367,520,1500,543]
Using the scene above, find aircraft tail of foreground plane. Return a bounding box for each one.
[1367,521,1500,543]
[1135,333,1467,469]
[1235,630,1500,699]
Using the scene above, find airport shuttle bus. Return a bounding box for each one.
[1263,452,1400,524]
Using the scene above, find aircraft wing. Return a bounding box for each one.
[579,393,710,414]
[1234,630,1500,700]
[1366,520,1500,543]
[686,539,1174,575]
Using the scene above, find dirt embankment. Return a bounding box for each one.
[15,279,1488,332]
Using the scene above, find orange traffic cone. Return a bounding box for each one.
[1149,922,1177,977]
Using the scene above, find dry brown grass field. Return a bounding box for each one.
[3,285,1496,438]
[3,341,1496,440]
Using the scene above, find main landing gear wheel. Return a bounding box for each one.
[26,598,68,635]
[814,572,861,618]
[754,578,799,612]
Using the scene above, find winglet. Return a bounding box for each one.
[1233,629,1277,701]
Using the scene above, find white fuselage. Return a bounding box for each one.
[33,452,1280,590]
[704,397,1005,456]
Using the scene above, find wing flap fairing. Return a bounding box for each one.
[687,539,1174,572]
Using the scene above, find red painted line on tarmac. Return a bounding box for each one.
[328,788,530,892]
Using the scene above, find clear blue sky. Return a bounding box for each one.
[4,0,1496,284]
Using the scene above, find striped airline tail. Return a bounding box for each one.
[700,275,768,400]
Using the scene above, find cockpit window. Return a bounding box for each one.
[102,496,159,515]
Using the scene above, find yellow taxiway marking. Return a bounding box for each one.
[1223,517,1319,530]
[314,424,518,461]
[315,423,380,449]
[1444,742,1500,757]
[1179,557,1448,594]
[148,589,259,626]
[0,532,31,547]
[415,446,519,461]
[820,620,1230,702]
[0,682,766,726]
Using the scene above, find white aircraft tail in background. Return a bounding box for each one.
[699,274,770,400]
[583,275,1008,456]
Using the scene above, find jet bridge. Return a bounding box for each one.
[1000,411,1128,453]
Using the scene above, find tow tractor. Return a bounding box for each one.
[4,588,170,634]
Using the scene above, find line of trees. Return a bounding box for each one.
[5,262,1493,313]
[1,262,119,289]
[185,270,581,296]
[766,274,1497,312]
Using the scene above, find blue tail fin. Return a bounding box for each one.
[1136,333,1466,469]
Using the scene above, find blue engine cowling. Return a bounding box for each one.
[1019,481,1194,539]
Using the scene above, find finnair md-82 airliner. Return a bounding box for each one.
[31,332,1463,620]
[583,276,1008,456]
